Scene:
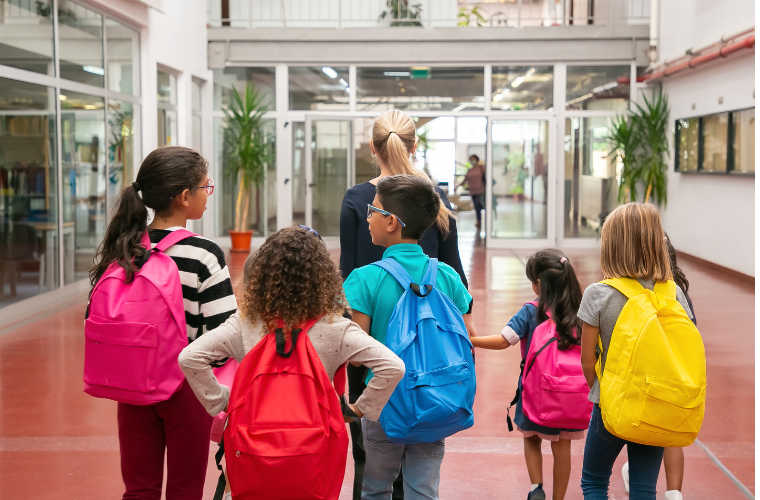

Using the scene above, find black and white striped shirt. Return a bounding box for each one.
[149,228,238,343]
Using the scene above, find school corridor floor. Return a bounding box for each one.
[0,236,753,499]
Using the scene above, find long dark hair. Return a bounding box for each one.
[664,233,689,294]
[526,248,583,350]
[89,146,208,288]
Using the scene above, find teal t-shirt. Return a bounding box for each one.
[343,244,472,383]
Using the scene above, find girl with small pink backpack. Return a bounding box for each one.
[469,248,591,500]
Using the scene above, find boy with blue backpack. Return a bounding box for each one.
[343,174,475,500]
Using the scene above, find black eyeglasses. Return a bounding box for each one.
[298,225,322,240]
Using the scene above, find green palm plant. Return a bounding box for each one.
[634,89,670,205]
[607,114,641,203]
[222,84,272,233]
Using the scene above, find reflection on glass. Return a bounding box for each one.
[192,79,202,151]
[158,108,176,146]
[311,120,350,236]
[354,117,378,186]
[566,66,630,111]
[107,100,137,216]
[0,77,58,306]
[292,122,306,226]
[106,19,139,95]
[157,70,176,104]
[564,117,619,238]
[732,108,754,174]
[58,1,104,87]
[490,120,549,239]
[702,113,728,173]
[675,118,699,172]
[61,90,105,284]
[492,66,553,110]
[357,67,484,112]
[0,0,55,75]
[157,70,176,147]
[213,67,276,111]
[220,120,276,236]
[289,67,350,110]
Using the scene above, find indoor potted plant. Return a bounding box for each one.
[222,83,271,252]
[506,151,527,201]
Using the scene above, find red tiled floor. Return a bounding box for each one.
[0,240,753,499]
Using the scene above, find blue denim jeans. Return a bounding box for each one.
[581,404,664,500]
[361,417,445,500]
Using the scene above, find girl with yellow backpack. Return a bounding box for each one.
[578,203,706,500]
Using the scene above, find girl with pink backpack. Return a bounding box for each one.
[87,147,237,500]
[469,248,590,500]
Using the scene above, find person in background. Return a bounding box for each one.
[456,154,486,230]
[469,248,586,500]
[89,146,237,500]
[339,109,474,500]
[621,233,696,500]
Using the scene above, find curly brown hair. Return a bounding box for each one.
[239,225,348,333]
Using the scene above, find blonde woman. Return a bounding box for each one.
[338,109,472,500]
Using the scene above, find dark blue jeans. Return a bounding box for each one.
[471,193,484,222]
[581,404,664,500]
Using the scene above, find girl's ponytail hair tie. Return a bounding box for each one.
[132,181,142,192]
[560,257,568,265]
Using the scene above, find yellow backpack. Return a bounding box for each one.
[595,278,706,447]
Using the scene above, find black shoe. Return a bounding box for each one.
[527,484,546,500]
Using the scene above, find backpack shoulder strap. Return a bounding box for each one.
[154,228,198,253]
[653,280,677,300]
[372,258,414,289]
[421,258,438,288]
[599,277,646,299]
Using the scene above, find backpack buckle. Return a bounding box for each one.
[410,283,433,297]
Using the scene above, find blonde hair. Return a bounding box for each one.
[372,110,453,235]
[600,203,673,282]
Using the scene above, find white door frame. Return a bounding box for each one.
[486,113,558,249]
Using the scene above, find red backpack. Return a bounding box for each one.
[224,318,348,500]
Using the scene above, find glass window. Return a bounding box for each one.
[564,117,620,238]
[60,90,105,285]
[289,66,350,111]
[490,120,550,239]
[292,122,306,226]
[0,77,58,306]
[157,69,177,147]
[219,120,276,236]
[106,18,139,96]
[492,66,553,110]
[702,113,728,173]
[0,0,55,75]
[107,99,138,216]
[357,67,484,112]
[675,117,699,172]
[732,108,754,174]
[192,79,202,152]
[214,67,276,111]
[58,1,104,87]
[566,66,630,111]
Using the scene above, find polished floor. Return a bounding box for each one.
[0,234,753,499]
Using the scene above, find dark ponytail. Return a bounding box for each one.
[664,233,689,294]
[526,248,583,351]
[90,146,208,288]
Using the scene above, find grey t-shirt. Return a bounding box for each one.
[577,279,694,404]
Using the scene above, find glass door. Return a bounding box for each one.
[487,117,554,247]
[304,117,353,237]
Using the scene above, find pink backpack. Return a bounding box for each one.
[83,229,196,405]
[521,301,593,429]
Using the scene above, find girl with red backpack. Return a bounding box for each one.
[88,147,238,499]
[469,248,588,500]
[178,225,405,500]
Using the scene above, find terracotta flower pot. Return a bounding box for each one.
[229,230,254,253]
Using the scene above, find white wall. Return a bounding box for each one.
[656,0,755,276]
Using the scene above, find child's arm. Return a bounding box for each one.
[349,311,372,367]
[580,321,600,389]
[470,335,511,350]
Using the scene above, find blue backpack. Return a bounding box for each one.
[372,258,476,444]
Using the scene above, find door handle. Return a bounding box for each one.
[308,183,316,187]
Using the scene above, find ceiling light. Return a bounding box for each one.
[83,65,104,76]
[511,76,525,88]
[340,78,348,87]
[566,93,594,106]
[493,94,504,101]
[501,88,511,95]
[383,71,410,77]
[59,95,67,101]
[525,67,536,78]
[592,81,619,93]
[345,87,351,93]
[322,67,338,79]
[84,104,99,110]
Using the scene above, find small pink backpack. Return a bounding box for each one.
[83,229,196,405]
[521,301,593,429]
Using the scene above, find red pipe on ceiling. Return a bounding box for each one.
[644,35,755,82]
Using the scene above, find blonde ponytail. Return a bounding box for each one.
[372,110,454,236]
